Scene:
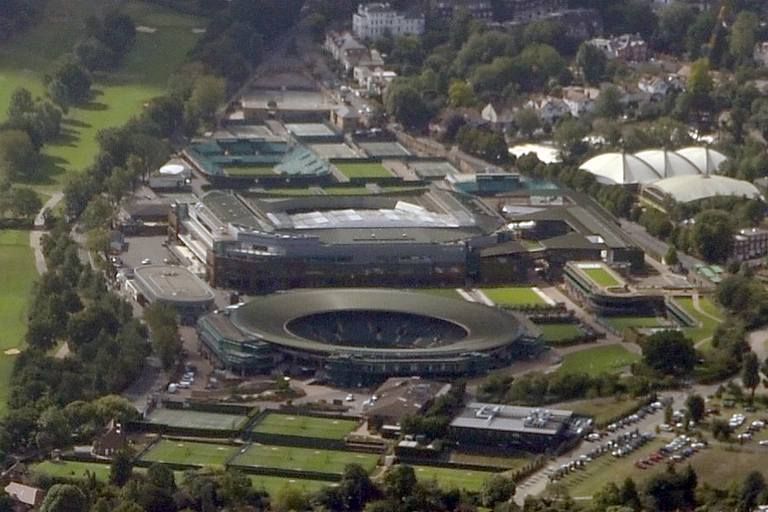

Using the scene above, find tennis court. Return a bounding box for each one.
[141,440,239,466]
[146,408,249,431]
[250,413,358,440]
[232,444,379,474]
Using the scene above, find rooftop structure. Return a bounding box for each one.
[364,377,451,430]
[643,175,764,205]
[352,3,425,40]
[133,264,215,323]
[579,147,728,185]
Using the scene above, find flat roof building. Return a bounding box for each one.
[133,265,215,324]
[449,402,584,452]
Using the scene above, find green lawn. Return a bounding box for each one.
[447,452,530,471]
[556,345,640,376]
[146,409,248,431]
[32,460,113,482]
[411,465,499,492]
[248,475,335,496]
[225,165,276,177]
[537,323,585,344]
[141,440,239,467]
[322,187,376,195]
[416,288,462,299]
[582,267,622,288]
[559,396,644,425]
[1,1,202,192]
[481,287,547,307]
[250,413,358,440]
[232,445,379,475]
[603,316,669,331]
[0,230,36,414]
[334,162,392,179]
[674,297,723,345]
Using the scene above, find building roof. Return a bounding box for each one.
[4,482,43,506]
[450,402,573,436]
[645,175,764,204]
[134,265,216,303]
[364,377,451,424]
[580,147,729,185]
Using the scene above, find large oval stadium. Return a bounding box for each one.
[227,288,537,386]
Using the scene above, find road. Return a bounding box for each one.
[29,191,64,275]
[619,219,704,271]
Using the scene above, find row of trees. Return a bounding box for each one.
[0,0,44,41]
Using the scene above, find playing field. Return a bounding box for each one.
[146,408,248,431]
[481,287,548,306]
[248,475,335,496]
[334,162,392,179]
[32,460,113,482]
[582,267,622,288]
[231,444,379,475]
[0,1,202,191]
[411,465,499,492]
[556,345,640,376]
[141,440,239,467]
[225,165,276,177]
[0,231,36,414]
[537,323,585,344]
[250,413,358,440]
[603,316,669,331]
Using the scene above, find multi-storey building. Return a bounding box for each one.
[352,3,425,40]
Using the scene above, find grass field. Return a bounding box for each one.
[0,1,202,191]
[225,165,277,177]
[603,316,669,331]
[481,287,547,307]
[537,323,585,344]
[250,413,358,440]
[411,465,499,492]
[232,444,379,475]
[32,460,114,482]
[559,396,643,425]
[674,297,723,345]
[582,267,622,288]
[0,230,36,414]
[448,452,530,471]
[141,440,239,467]
[334,162,392,179]
[556,345,640,376]
[146,409,248,431]
[248,475,334,496]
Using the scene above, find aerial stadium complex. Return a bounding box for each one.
[197,288,539,385]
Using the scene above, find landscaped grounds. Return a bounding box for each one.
[603,316,669,331]
[556,345,640,376]
[141,440,239,467]
[32,460,114,482]
[249,413,358,440]
[411,465,499,492]
[481,287,548,307]
[537,323,585,344]
[0,230,36,414]
[334,162,392,179]
[673,296,723,345]
[248,475,335,495]
[582,267,622,288]
[146,408,249,431]
[231,444,379,475]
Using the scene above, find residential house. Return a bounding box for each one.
[754,42,768,67]
[561,86,600,118]
[481,102,516,132]
[352,3,425,40]
[588,34,648,61]
[363,377,451,436]
[353,66,397,95]
[92,420,127,458]
[4,482,44,510]
[324,31,370,72]
[525,96,570,124]
[433,0,494,21]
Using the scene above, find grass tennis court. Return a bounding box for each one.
[582,267,622,288]
[411,465,499,492]
[232,444,379,474]
[537,323,585,344]
[0,230,36,415]
[32,460,114,482]
[146,408,248,431]
[556,345,640,376]
[250,413,358,440]
[141,440,238,467]
[225,165,276,177]
[481,287,547,306]
[248,475,335,495]
[334,162,392,179]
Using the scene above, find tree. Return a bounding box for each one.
[50,60,92,105]
[39,484,86,512]
[553,118,589,161]
[448,80,475,108]
[383,465,417,502]
[665,246,679,266]
[729,11,759,64]
[685,394,705,423]
[385,82,432,130]
[576,43,606,85]
[335,464,379,511]
[185,75,226,129]
[144,303,180,370]
[147,463,176,491]
[691,209,733,263]
[738,471,766,512]
[643,330,697,376]
[656,3,697,54]
[110,448,134,486]
[594,85,623,119]
[742,351,760,401]
[272,485,308,512]
[687,59,712,112]
[481,475,516,508]
[515,108,541,137]
[0,129,38,181]
[7,87,34,121]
